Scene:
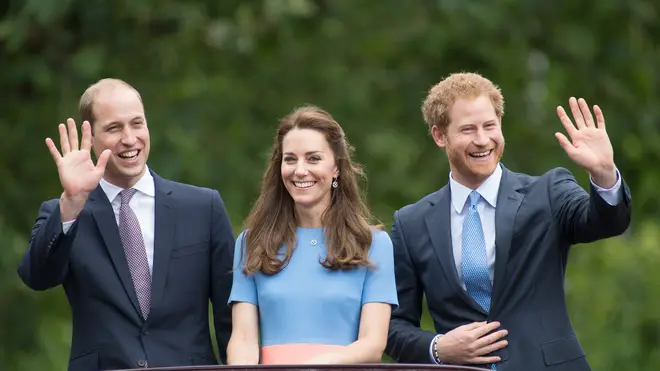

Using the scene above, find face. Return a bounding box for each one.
[431,95,504,189]
[91,85,151,188]
[281,128,339,213]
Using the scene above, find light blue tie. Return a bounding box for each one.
[461,191,492,312]
[462,191,496,370]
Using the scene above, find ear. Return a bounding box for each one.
[333,165,339,179]
[431,125,447,149]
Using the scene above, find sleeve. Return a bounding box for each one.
[209,190,236,364]
[589,168,622,206]
[227,231,259,306]
[386,210,438,363]
[18,199,76,291]
[550,167,632,245]
[361,230,399,309]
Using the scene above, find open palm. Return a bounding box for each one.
[555,97,614,173]
[46,119,111,197]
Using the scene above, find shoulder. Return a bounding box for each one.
[394,187,445,224]
[368,230,394,257]
[505,166,577,190]
[156,177,227,209]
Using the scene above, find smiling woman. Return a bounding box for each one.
[226,106,399,365]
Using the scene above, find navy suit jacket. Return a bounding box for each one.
[18,170,235,371]
[386,166,631,371]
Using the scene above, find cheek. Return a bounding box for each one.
[281,165,293,180]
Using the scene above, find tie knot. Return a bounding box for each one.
[120,188,137,205]
[469,191,481,207]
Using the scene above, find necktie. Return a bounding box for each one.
[118,188,151,319]
[461,191,496,370]
[461,191,492,312]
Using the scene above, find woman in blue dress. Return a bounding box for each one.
[226,105,398,365]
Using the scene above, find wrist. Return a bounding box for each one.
[432,335,443,364]
[59,192,87,222]
[589,164,617,189]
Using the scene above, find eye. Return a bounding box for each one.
[283,156,296,163]
[308,156,321,162]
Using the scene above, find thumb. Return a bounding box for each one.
[555,132,577,156]
[96,149,112,171]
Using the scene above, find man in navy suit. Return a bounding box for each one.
[18,78,235,370]
[385,72,631,370]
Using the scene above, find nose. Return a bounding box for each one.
[294,162,308,177]
[473,128,490,147]
[121,127,138,146]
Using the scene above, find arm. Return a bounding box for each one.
[227,303,260,365]
[550,168,631,245]
[209,190,236,364]
[226,232,260,365]
[17,198,78,290]
[305,303,393,364]
[553,98,632,244]
[385,211,438,363]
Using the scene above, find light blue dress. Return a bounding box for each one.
[228,227,398,363]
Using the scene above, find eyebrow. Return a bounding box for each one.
[283,151,323,156]
[102,116,143,128]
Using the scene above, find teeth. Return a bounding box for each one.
[118,150,138,159]
[294,181,315,188]
[470,150,491,158]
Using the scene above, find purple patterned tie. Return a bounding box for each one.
[118,188,152,319]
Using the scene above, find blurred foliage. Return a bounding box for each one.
[1,0,659,370]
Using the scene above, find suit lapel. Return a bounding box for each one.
[491,167,524,313]
[426,186,486,314]
[88,186,142,317]
[149,172,176,315]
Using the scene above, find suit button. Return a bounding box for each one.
[137,359,147,367]
[141,329,149,335]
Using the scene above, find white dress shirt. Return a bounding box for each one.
[62,167,156,274]
[430,164,623,363]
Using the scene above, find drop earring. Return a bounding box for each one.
[332,177,338,188]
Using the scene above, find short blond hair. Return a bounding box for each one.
[421,72,504,132]
[79,78,143,128]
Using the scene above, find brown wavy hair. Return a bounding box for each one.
[241,105,382,275]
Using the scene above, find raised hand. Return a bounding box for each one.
[46,119,111,221]
[555,97,617,188]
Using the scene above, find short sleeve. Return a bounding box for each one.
[361,230,399,309]
[227,231,258,306]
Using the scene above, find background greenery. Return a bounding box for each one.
[2,0,658,369]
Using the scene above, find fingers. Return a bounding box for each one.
[80,121,93,151]
[556,106,577,138]
[469,355,502,364]
[577,98,595,127]
[471,321,501,338]
[475,339,508,356]
[67,118,80,151]
[58,123,71,155]
[95,149,112,171]
[45,138,63,165]
[474,329,508,350]
[462,321,488,331]
[568,97,586,129]
[594,104,606,130]
[555,132,576,155]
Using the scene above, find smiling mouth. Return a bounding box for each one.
[294,181,316,189]
[469,149,492,159]
[117,150,140,160]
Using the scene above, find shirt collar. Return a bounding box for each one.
[449,163,502,213]
[100,165,155,203]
